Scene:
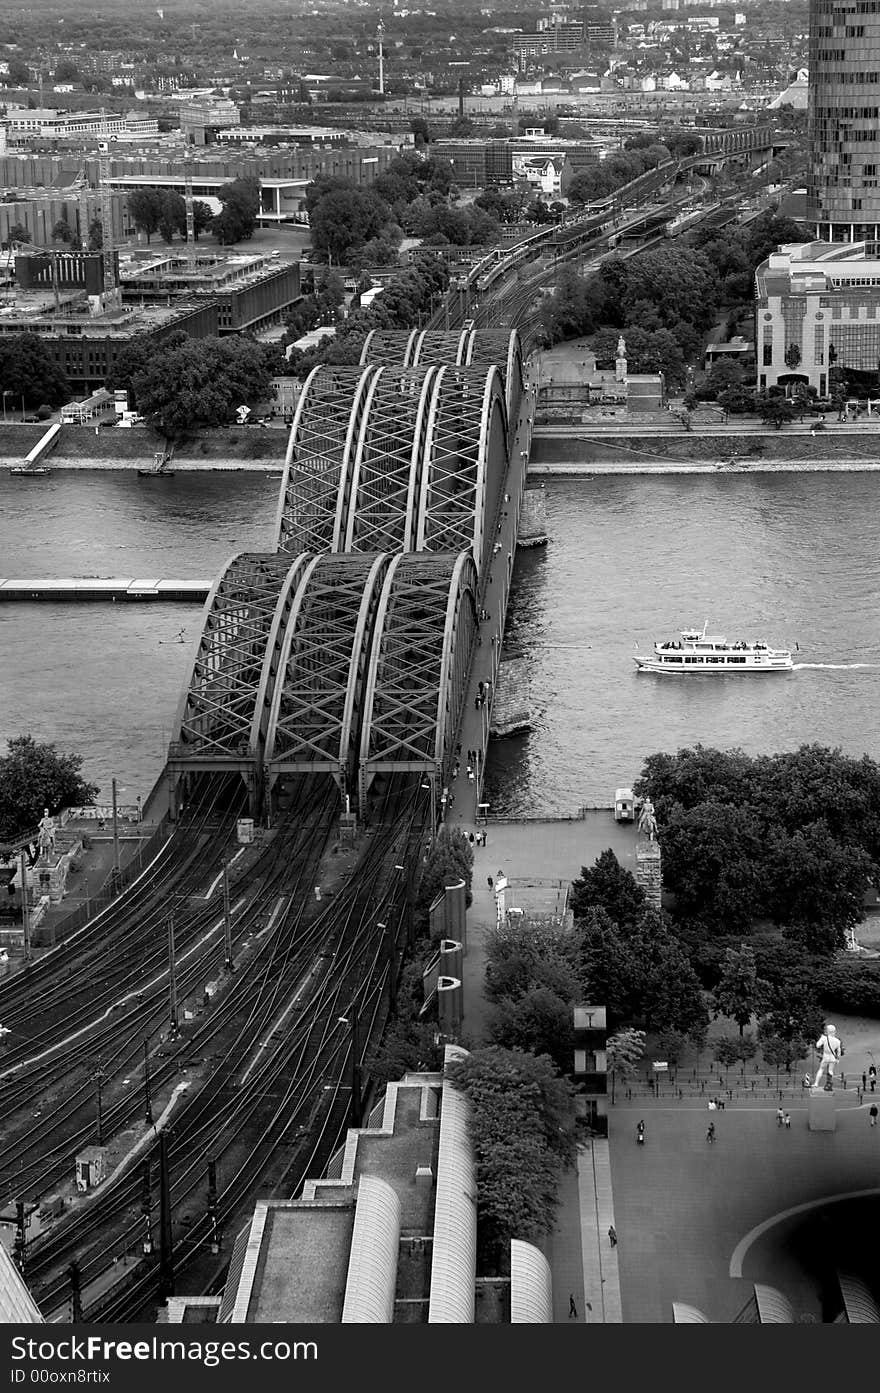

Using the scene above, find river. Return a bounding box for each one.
[2,469,880,811]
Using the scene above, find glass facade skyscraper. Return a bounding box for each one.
[807,0,880,240]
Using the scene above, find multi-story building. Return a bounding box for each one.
[432,138,514,186]
[4,109,159,143]
[755,240,880,395]
[807,0,880,240]
[119,252,301,334]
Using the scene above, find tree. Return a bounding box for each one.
[0,333,69,408]
[131,336,272,438]
[0,736,98,840]
[309,187,388,264]
[4,58,31,88]
[489,986,575,1074]
[212,176,261,245]
[712,1034,740,1083]
[87,217,103,251]
[445,1047,575,1261]
[570,848,645,928]
[6,222,31,247]
[191,200,213,240]
[606,1028,645,1102]
[485,919,583,1006]
[51,218,75,245]
[53,59,80,83]
[713,945,766,1036]
[415,826,474,923]
[410,116,430,147]
[158,190,186,243]
[127,188,164,244]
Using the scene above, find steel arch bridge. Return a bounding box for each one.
[358,551,479,810]
[264,551,389,803]
[360,327,524,426]
[168,330,518,822]
[167,551,311,810]
[274,361,510,575]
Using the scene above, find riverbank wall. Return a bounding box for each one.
[529,428,880,474]
[0,424,286,471]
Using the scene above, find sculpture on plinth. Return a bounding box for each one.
[812,1024,842,1091]
[38,808,56,861]
[615,334,628,384]
[637,796,657,842]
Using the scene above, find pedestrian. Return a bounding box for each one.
[467,768,475,783]
[608,1225,617,1248]
[478,682,484,696]
[783,1112,791,1129]
[487,876,494,889]
[706,1121,715,1143]
[870,1065,877,1092]
[467,832,474,845]
[863,1072,868,1092]
[870,1104,878,1127]
[776,1107,784,1127]
[718,1097,725,1111]
[474,695,481,710]
[568,1293,578,1319]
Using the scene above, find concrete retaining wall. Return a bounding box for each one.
[0,424,286,469]
[530,429,880,467]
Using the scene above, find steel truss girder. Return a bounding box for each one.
[467,329,525,432]
[416,365,509,579]
[410,328,471,367]
[358,551,479,797]
[274,364,377,555]
[360,328,420,367]
[168,551,309,768]
[264,552,389,794]
[345,366,437,554]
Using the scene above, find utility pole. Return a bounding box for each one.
[377,19,385,96]
[94,1064,106,1146]
[144,1038,153,1126]
[67,1259,83,1323]
[207,1160,221,1254]
[157,1131,174,1300]
[338,1010,361,1129]
[140,1156,153,1256]
[167,916,179,1037]
[18,851,31,962]
[111,776,120,882]
[222,861,234,972]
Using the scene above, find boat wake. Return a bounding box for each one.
[793,662,880,671]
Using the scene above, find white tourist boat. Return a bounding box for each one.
[634,623,794,674]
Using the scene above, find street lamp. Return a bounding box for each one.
[337,1010,361,1128]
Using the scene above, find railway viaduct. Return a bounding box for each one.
[165,328,526,825]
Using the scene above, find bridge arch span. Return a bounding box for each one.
[415,365,509,580]
[360,328,420,367]
[167,550,310,813]
[274,363,377,555]
[345,365,437,554]
[264,552,390,807]
[358,550,479,815]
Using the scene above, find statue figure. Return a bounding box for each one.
[638,797,657,841]
[38,808,56,859]
[812,1024,842,1090]
[615,334,628,385]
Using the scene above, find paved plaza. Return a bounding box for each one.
[446,810,880,1323]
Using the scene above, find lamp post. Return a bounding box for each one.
[111,777,120,881]
[19,851,31,962]
[338,1010,361,1129]
[94,1064,106,1146]
[144,1037,153,1127]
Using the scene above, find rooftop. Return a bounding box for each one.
[756,241,880,298]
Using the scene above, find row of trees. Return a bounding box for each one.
[285,247,451,379]
[126,177,259,247]
[0,333,70,409]
[0,736,97,842]
[538,211,805,389]
[635,744,880,952]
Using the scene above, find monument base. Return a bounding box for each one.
[808,1088,837,1132]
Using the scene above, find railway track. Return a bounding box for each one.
[12,774,425,1322]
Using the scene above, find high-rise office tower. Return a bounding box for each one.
[808,0,880,241]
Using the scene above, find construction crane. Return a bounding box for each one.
[183,149,196,271]
[98,137,119,307]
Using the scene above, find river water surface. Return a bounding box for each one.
[2,468,879,810]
